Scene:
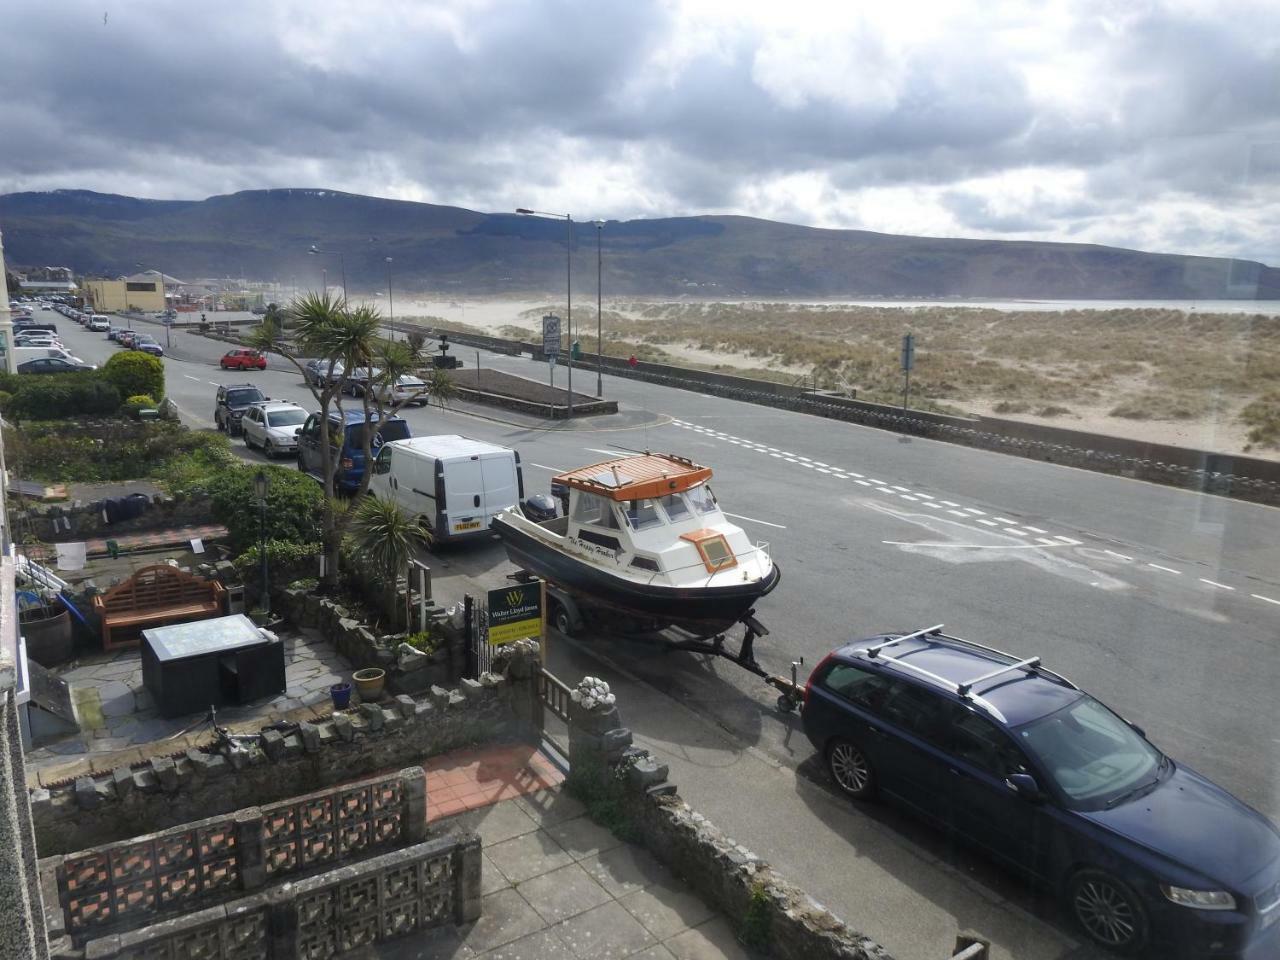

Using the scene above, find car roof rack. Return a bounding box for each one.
[858,624,1079,721]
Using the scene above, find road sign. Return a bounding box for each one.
[900,333,915,372]
[486,582,543,646]
[542,314,561,356]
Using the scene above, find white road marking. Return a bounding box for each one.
[784,457,798,463]
[723,512,787,529]
[1004,528,1028,536]
[899,494,918,501]
[813,461,828,467]
[940,500,960,508]
[845,471,865,478]
[883,540,1061,550]
[584,447,633,457]
[183,374,201,381]
[924,502,942,509]
[912,492,931,498]
[1053,536,1082,545]
[1199,578,1235,591]
[529,462,563,472]
[993,516,1016,524]
[1023,525,1048,534]
[1104,550,1133,561]
[855,480,872,486]
[769,453,783,458]
[976,519,999,527]
[795,456,811,462]
[1036,537,1059,546]
[816,468,831,474]
[964,508,986,516]
[947,510,969,518]
[865,478,883,485]
[891,485,911,493]
[1252,594,1280,606]
[800,462,815,468]
[206,380,220,386]
[1148,563,1181,574]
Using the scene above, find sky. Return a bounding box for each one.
[3,0,1280,262]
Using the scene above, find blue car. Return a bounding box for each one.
[296,408,410,493]
[801,626,1280,958]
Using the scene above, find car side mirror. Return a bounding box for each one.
[294,428,302,436]
[1005,773,1044,802]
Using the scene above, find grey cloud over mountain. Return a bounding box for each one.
[2,0,1278,262]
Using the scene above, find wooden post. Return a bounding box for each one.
[539,578,548,665]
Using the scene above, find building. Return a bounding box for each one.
[0,231,17,373]
[17,267,76,297]
[81,272,167,313]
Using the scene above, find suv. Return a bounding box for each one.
[241,401,307,458]
[214,383,268,435]
[296,409,410,493]
[802,626,1280,958]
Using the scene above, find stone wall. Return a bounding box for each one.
[566,688,893,960]
[19,492,212,544]
[79,832,481,960]
[31,643,543,856]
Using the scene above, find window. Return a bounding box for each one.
[226,388,263,406]
[822,663,896,714]
[629,555,661,572]
[658,493,690,521]
[686,484,718,515]
[624,498,664,530]
[372,446,392,475]
[267,409,306,428]
[950,707,1026,778]
[578,529,622,550]
[880,681,949,746]
[573,492,619,529]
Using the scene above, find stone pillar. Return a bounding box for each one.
[399,767,427,843]
[234,806,266,891]
[0,231,15,373]
[267,883,298,960]
[453,835,482,924]
[498,639,543,740]
[567,700,631,771]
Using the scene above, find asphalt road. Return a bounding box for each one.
[63,316,1280,959]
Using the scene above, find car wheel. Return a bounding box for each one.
[1068,870,1148,954]
[243,431,254,449]
[263,440,274,458]
[826,738,876,800]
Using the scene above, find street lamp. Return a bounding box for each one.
[308,245,347,302]
[595,221,603,397]
[385,256,394,341]
[254,469,271,616]
[516,208,574,417]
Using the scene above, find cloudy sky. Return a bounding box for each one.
[4,0,1280,261]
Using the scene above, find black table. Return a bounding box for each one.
[141,614,285,718]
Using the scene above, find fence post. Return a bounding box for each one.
[234,807,266,891]
[400,767,427,844]
[952,932,989,959]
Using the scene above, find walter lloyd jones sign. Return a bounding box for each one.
[487,582,543,645]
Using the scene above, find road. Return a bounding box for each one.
[64,316,1280,959]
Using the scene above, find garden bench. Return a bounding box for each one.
[91,564,227,651]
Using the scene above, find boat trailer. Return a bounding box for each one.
[663,612,806,714]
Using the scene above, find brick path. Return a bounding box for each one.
[426,742,564,820]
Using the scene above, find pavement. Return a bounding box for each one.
[53,315,1280,960]
[25,627,351,781]
[362,744,754,960]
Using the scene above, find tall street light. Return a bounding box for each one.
[516,208,573,417]
[308,245,347,302]
[595,221,603,397]
[385,256,394,341]
[253,469,271,616]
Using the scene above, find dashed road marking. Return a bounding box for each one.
[1105,550,1133,561]
[899,494,918,501]
[964,508,986,516]
[993,516,1016,524]
[940,500,960,508]
[948,510,968,518]
[1053,536,1082,545]
[1004,528,1028,536]
[976,519,999,527]
[1252,594,1280,606]
[1148,563,1181,574]
[816,468,831,474]
[855,480,872,486]
[924,502,942,509]
[891,485,911,493]
[846,471,865,479]
[529,462,563,472]
[1199,578,1235,591]
[183,374,201,381]
[1036,537,1059,546]
[722,512,787,529]
[1023,525,1048,534]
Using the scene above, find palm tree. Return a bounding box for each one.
[348,495,426,627]
[428,367,457,409]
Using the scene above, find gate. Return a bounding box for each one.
[462,594,494,679]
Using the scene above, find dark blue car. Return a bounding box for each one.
[296,408,410,493]
[801,626,1280,958]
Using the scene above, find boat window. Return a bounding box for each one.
[572,492,619,529]
[578,530,622,551]
[658,493,690,521]
[680,530,738,574]
[624,499,664,530]
[686,484,718,515]
[629,555,661,572]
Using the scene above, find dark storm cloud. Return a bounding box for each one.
[1,1,1279,259]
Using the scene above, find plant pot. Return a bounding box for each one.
[330,682,352,710]
[353,667,386,701]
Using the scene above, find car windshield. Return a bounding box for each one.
[267,409,306,427]
[226,389,264,405]
[1015,697,1163,807]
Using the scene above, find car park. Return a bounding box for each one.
[801,625,1280,958]
[240,401,307,458]
[219,348,266,371]
[17,357,95,374]
[213,383,268,435]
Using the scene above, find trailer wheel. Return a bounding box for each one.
[776,693,797,714]
[551,600,575,637]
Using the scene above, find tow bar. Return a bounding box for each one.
[664,613,805,713]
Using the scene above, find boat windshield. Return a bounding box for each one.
[686,483,718,515]
[624,498,664,530]
[659,493,691,521]
[572,492,621,529]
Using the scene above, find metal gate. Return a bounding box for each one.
[463,594,496,679]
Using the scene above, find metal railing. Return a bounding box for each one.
[539,669,572,723]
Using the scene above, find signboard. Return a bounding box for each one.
[487,582,543,646]
[900,332,915,372]
[542,314,562,356]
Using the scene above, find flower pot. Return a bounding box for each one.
[353,667,386,701]
[330,682,352,710]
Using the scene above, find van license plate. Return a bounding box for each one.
[454,521,481,531]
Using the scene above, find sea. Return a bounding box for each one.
[704,298,1280,316]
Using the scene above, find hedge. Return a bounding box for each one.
[0,372,121,419]
[206,464,326,554]
[4,421,228,482]
[101,351,165,401]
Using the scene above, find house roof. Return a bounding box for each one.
[555,453,713,502]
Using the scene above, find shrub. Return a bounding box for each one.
[739,882,772,951]
[0,391,11,414]
[5,374,120,419]
[101,351,165,402]
[1241,392,1280,449]
[126,394,156,407]
[234,540,322,583]
[157,433,238,495]
[403,629,443,655]
[4,420,228,482]
[207,464,325,554]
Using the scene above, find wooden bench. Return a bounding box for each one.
[91,565,227,651]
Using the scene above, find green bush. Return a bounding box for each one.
[4,374,121,420]
[0,390,11,414]
[101,351,165,402]
[403,629,443,655]
[126,394,156,406]
[5,421,227,482]
[739,882,772,951]
[207,465,325,554]
[234,540,322,582]
[157,435,238,496]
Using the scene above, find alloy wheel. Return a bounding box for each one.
[1071,874,1143,951]
[827,740,874,798]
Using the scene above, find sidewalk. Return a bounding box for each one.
[356,741,755,960]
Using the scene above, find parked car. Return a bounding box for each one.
[213,383,268,435]
[17,357,95,374]
[117,330,139,348]
[296,409,410,493]
[220,348,266,371]
[361,374,430,406]
[302,358,343,387]
[344,367,381,396]
[240,401,307,458]
[14,337,64,350]
[801,626,1280,959]
[106,326,123,341]
[88,316,111,332]
[132,335,164,356]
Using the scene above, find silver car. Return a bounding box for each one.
[241,401,308,458]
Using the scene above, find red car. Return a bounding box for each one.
[220,349,266,371]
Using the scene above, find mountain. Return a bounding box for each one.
[2,188,1277,300]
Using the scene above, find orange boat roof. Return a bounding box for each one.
[555,453,713,502]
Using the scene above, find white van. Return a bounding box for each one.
[369,435,523,542]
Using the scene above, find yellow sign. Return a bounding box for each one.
[488,617,542,646]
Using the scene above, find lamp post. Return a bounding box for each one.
[595,221,603,397]
[385,256,394,341]
[254,469,271,616]
[516,208,573,416]
[308,245,347,302]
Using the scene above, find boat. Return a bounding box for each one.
[491,452,781,630]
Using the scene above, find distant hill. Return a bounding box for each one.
[2,187,1277,300]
